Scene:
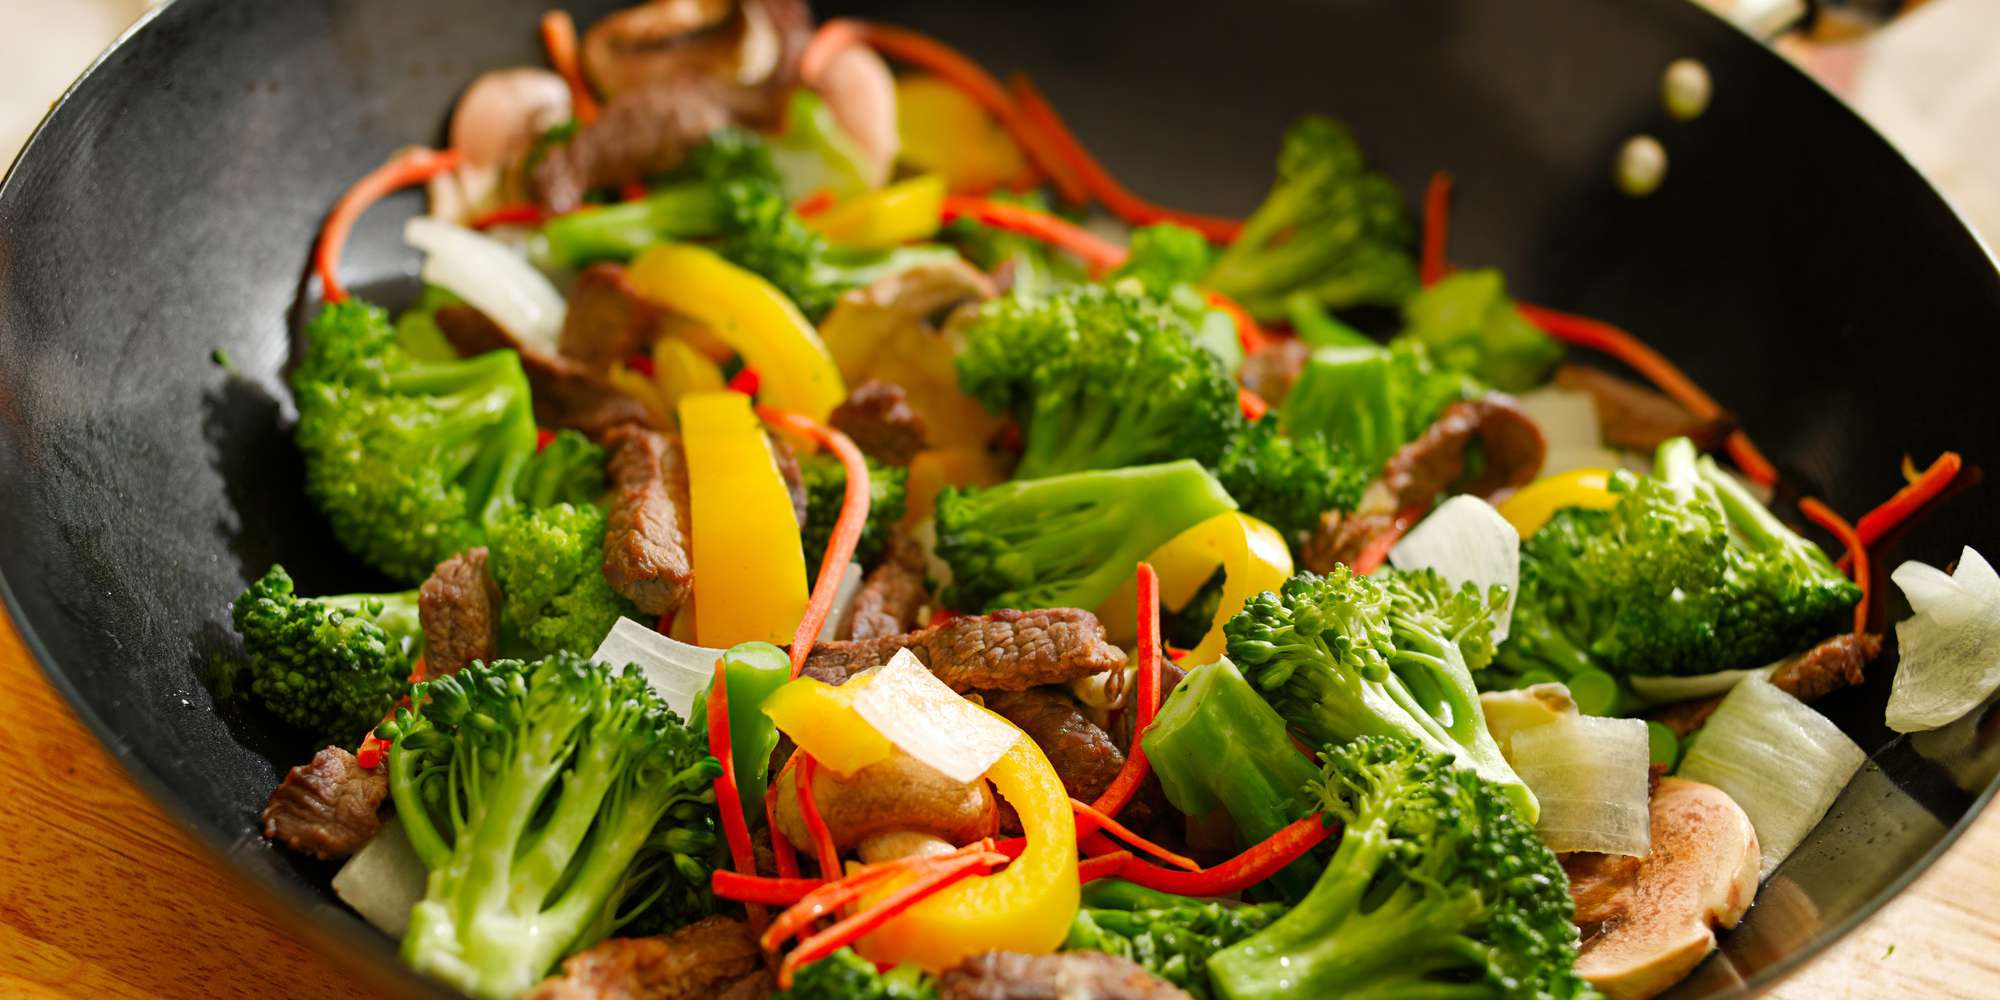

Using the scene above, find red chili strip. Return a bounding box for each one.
[793,753,843,878]
[778,851,1004,988]
[1084,564,1163,821]
[756,406,872,676]
[1077,850,1134,884]
[1207,290,1271,353]
[1351,505,1426,576]
[1237,385,1271,422]
[766,777,802,880]
[940,194,1128,275]
[712,870,824,907]
[1420,171,1453,287]
[469,201,552,230]
[540,11,598,124]
[1072,797,1200,872]
[1800,497,1870,635]
[1116,814,1334,896]
[313,147,462,304]
[793,189,837,218]
[1856,452,1964,550]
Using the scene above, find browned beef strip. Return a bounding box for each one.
[1555,364,1734,454]
[602,425,695,617]
[1238,337,1310,408]
[524,916,765,1000]
[938,952,1194,1000]
[830,380,928,466]
[261,747,387,860]
[1299,505,1401,576]
[559,263,667,370]
[1648,632,1883,739]
[768,431,809,529]
[1381,393,1547,506]
[804,608,1126,692]
[435,305,658,435]
[981,687,1124,805]
[847,529,929,640]
[418,547,499,677]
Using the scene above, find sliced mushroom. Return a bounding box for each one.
[581,0,807,99]
[811,44,899,185]
[771,749,1000,858]
[1570,777,1760,1000]
[429,68,573,222]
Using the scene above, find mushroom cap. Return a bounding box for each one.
[448,67,572,168]
[582,0,807,100]
[772,749,1000,853]
[1572,777,1760,1000]
[810,44,899,185]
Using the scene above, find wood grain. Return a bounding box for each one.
[0,607,1996,999]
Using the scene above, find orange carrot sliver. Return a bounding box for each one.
[1420,171,1453,288]
[1237,386,1270,422]
[1857,452,1963,548]
[540,11,598,124]
[1086,565,1162,820]
[1118,814,1333,896]
[1071,797,1199,872]
[713,870,824,906]
[1800,497,1869,635]
[766,776,801,880]
[940,194,1127,275]
[313,147,462,304]
[793,752,843,879]
[757,406,872,675]
[1077,850,1134,883]
[706,661,764,926]
[778,851,1002,988]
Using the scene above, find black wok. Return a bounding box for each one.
[1,0,1996,996]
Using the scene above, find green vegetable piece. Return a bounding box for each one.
[1279,340,1476,472]
[230,564,421,741]
[1284,290,1374,349]
[799,452,908,571]
[944,189,1087,302]
[1065,895,1286,1000]
[769,89,875,203]
[775,948,937,999]
[1399,269,1561,392]
[719,641,792,829]
[1108,222,1214,299]
[1568,668,1622,716]
[1213,416,1370,544]
[393,286,469,363]
[1646,720,1680,769]
[489,501,637,658]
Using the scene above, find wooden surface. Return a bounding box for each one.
[1,610,1998,1000]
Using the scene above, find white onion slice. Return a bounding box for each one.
[814,562,867,643]
[591,616,723,719]
[331,816,425,937]
[1510,714,1652,856]
[1389,495,1520,641]
[404,216,565,356]
[1678,675,1864,879]
[848,649,1020,784]
[1887,547,2000,733]
[1626,665,1772,705]
[1515,386,1601,453]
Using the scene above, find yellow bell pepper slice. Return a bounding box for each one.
[1496,467,1619,538]
[629,244,846,420]
[679,392,810,646]
[894,75,1033,193]
[761,675,895,778]
[1096,512,1293,661]
[804,174,947,251]
[856,717,1078,970]
[651,336,726,411]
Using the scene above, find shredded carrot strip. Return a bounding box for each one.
[1351,505,1425,576]
[313,147,462,304]
[757,407,872,676]
[766,778,802,880]
[1085,565,1162,820]
[1007,75,1242,242]
[468,202,552,230]
[762,839,997,952]
[1117,814,1334,896]
[1237,385,1270,422]
[1420,171,1453,287]
[1077,850,1134,883]
[793,189,837,218]
[793,753,843,878]
[1800,497,1870,635]
[1206,290,1271,353]
[713,870,824,906]
[941,194,1128,274]
[706,661,765,925]
[778,851,1003,988]
[1072,797,1200,872]
[1723,433,1780,488]
[1856,452,1964,550]
[540,11,598,124]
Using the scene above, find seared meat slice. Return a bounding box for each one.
[434,305,657,435]
[1381,394,1546,506]
[602,425,695,617]
[418,547,499,678]
[768,430,809,529]
[525,916,768,1000]
[261,746,388,860]
[981,687,1124,805]
[804,608,1126,692]
[846,530,929,640]
[1650,632,1882,739]
[559,263,667,370]
[1300,506,1400,576]
[533,77,768,213]
[1555,364,1734,454]
[938,951,1194,1000]
[830,380,928,466]
[1238,336,1310,408]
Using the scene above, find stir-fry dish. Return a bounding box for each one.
[232,4,1991,999]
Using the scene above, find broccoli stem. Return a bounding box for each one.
[540,183,725,266]
[1697,455,1821,560]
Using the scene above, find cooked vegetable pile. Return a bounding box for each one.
[226,4,1980,1000]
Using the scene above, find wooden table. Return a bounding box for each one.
[1,612,1997,1000]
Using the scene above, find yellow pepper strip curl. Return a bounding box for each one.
[679,392,810,645]
[1495,467,1618,538]
[804,174,947,251]
[1096,512,1292,662]
[628,244,846,420]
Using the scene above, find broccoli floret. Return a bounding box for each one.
[936,459,1238,612]
[516,429,608,509]
[777,949,937,1000]
[799,452,909,571]
[1208,736,1592,1000]
[1065,892,1287,1000]
[1204,115,1418,321]
[956,285,1243,479]
[292,301,538,584]
[1214,417,1371,544]
[1399,269,1561,393]
[1279,339,1478,472]
[1109,222,1214,299]
[230,564,421,741]
[944,189,1088,301]
[1701,454,1863,664]
[488,502,636,658]
[380,653,721,1000]
[1224,566,1535,820]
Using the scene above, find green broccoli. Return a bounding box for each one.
[799,452,909,571]
[1399,269,1560,393]
[1204,115,1418,321]
[956,285,1243,479]
[944,189,1088,301]
[1214,417,1371,544]
[380,653,721,1000]
[292,300,538,584]
[936,460,1237,612]
[1065,891,1287,1000]
[392,286,466,363]
[1208,736,1593,1000]
[1108,222,1214,299]
[488,502,637,658]
[1224,566,1536,821]
[1285,291,1374,349]
[229,564,420,741]
[777,949,937,1000]
[1278,339,1477,473]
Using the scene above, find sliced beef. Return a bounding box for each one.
[768,430,809,529]
[1381,394,1546,506]
[1238,336,1310,408]
[830,380,928,466]
[532,77,773,212]
[846,530,929,640]
[1299,506,1400,576]
[938,951,1193,1000]
[602,425,695,617]
[981,687,1124,805]
[1555,364,1734,454]
[524,916,767,1000]
[261,746,388,860]
[435,305,658,435]
[1649,632,1883,739]
[559,263,668,370]
[804,608,1126,692]
[418,547,500,677]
